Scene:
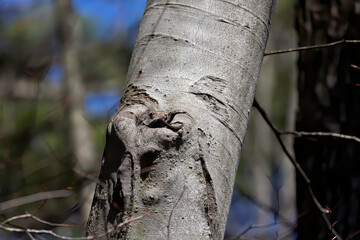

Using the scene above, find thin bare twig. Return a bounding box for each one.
[237,189,297,232]
[253,99,342,240]
[348,229,360,239]
[235,222,288,239]
[31,214,79,228]
[0,215,143,240]
[0,190,72,211]
[231,174,294,239]
[264,39,360,56]
[281,131,360,143]
[1,213,79,228]
[26,230,36,240]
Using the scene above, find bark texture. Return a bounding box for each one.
[295,0,360,239]
[86,0,275,239]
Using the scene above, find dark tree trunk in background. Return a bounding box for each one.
[295,0,360,239]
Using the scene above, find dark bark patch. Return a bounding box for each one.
[217,18,237,26]
[100,124,125,178]
[174,133,183,150]
[139,150,160,181]
[137,33,194,47]
[108,182,122,224]
[136,70,142,80]
[87,123,132,237]
[198,154,219,239]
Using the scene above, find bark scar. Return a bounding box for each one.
[197,134,219,239]
[199,155,219,238]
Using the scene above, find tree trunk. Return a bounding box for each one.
[295,0,360,239]
[86,0,276,239]
[57,0,97,222]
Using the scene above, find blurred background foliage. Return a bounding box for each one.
[0,0,297,239]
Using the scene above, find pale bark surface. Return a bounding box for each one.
[86,0,275,239]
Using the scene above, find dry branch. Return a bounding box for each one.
[253,99,342,240]
[0,213,142,240]
[264,39,360,56]
[0,190,72,211]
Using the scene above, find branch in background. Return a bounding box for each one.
[0,214,143,240]
[232,175,296,240]
[230,221,294,240]
[0,191,143,239]
[281,131,360,143]
[253,99,342,240]
[26,230,36,240]
[264,39,360,56]
[1,213,78,228]
[0,190,72,211]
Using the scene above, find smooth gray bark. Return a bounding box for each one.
[86,0,276,239]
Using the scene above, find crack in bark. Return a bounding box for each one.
[136,33,194,47]
[196,133,219,239]
[220,0,269,32]
[190,91,242,144]
[145,2,265,47]
[189,91,227,107]
[199,154,219,239]
[166,184,187,240]
[214,116,242,144]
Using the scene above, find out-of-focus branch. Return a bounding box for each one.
[264,39,360,56]
[0,190,72,211]
[253,99,342,240]
[33,213,75,228]
[1,213,78,228]
[230,221,292,240]
[281,131,360,143]
[231,175,296,240]
[0,214,143,240]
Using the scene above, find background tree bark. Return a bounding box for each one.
[295,0,360,239]
[86,0,276,239]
